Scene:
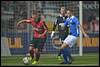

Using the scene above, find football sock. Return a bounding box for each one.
[62,48,70,63]
[29,49,34,59]
[58,49,63,56]
[36,52,40,61]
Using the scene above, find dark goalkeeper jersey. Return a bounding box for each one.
[52,15,69,35]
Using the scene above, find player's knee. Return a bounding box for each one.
[61,43,69,49]
[29,46,33,51]
[36,49,39,53]
[33,48,38,53]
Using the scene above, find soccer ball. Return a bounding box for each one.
[23,57,30,65]
[59,23,65,30]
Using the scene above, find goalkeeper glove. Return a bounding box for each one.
[51,31,55,38]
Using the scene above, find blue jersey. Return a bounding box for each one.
[64,16,80,37]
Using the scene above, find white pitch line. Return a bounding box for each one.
[1,63,99,66]
[30,64,99,66]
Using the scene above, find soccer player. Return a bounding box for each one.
[17,10,48,64]
[51,7,69,60]
[59,9,89,64]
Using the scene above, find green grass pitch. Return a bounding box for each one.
[1,53,99,66]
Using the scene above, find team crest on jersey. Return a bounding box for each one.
[68,20,74,26]
[69,20,73,24]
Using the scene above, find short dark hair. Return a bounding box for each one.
[32,10,41,16]
[37,10,41,16]
[67,8,73,12]
[60,5,65,8]
[60,6,66,10]
[32,10,38,15]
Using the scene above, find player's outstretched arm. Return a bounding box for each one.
[17,20,26,26]
[79,24,89,37]
[51,18,58,38]
[42,21,48,32]
[17,19,30,26]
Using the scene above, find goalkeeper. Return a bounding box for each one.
[51,7,69,60]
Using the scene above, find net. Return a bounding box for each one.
[1,1,99,56]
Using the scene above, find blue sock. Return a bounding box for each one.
[62,48,69,63]
[68,48,72,60]
[66,48,72,64]
[62,48,71,63]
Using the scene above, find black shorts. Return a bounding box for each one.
[30,38,46,50]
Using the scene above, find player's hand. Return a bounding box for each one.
[17,22,20,27]
[16,22,21,28]
[84,34,90,43]
[38,34,43,38]
[84,34,89,38]
[26,20,30,22]
[17,20,27,27]
[51,31,55,38]
[17,21,23,27]
[33,27,39,31]
[34,28,39,31]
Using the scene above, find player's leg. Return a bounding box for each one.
[28,45,34,61]
[28,39,35,61]
[28,38,35,61]
[61,45,73,64]
[60,35,77,64]
[35,38,43,62]
[66,36,77,64]
[57,35,63,60]
[32,38,41,64]
[57,49,63,60]
[67,47,73,64]
[35,48,40,61]
[29,38,38,64]
[61,46,73,64]
[60,43,70,64]
[32,48,40,64]
[39,38,46,52]
[57,33,67,60]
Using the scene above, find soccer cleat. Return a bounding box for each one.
[60,62,68,64]
[57,56,62,61]
[67,56,73,64]
[32,61,38,64]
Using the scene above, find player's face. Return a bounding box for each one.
[32,14,37,19]
[60,8,65,15]
[65,13,67,16]
[41,15,45,21]
[67,10,71,17]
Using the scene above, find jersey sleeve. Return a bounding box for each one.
[43,21,48,31]
[73,16,80,26]
[64,19,68,26]
[25,18,32,23]
[52,17,58,31]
